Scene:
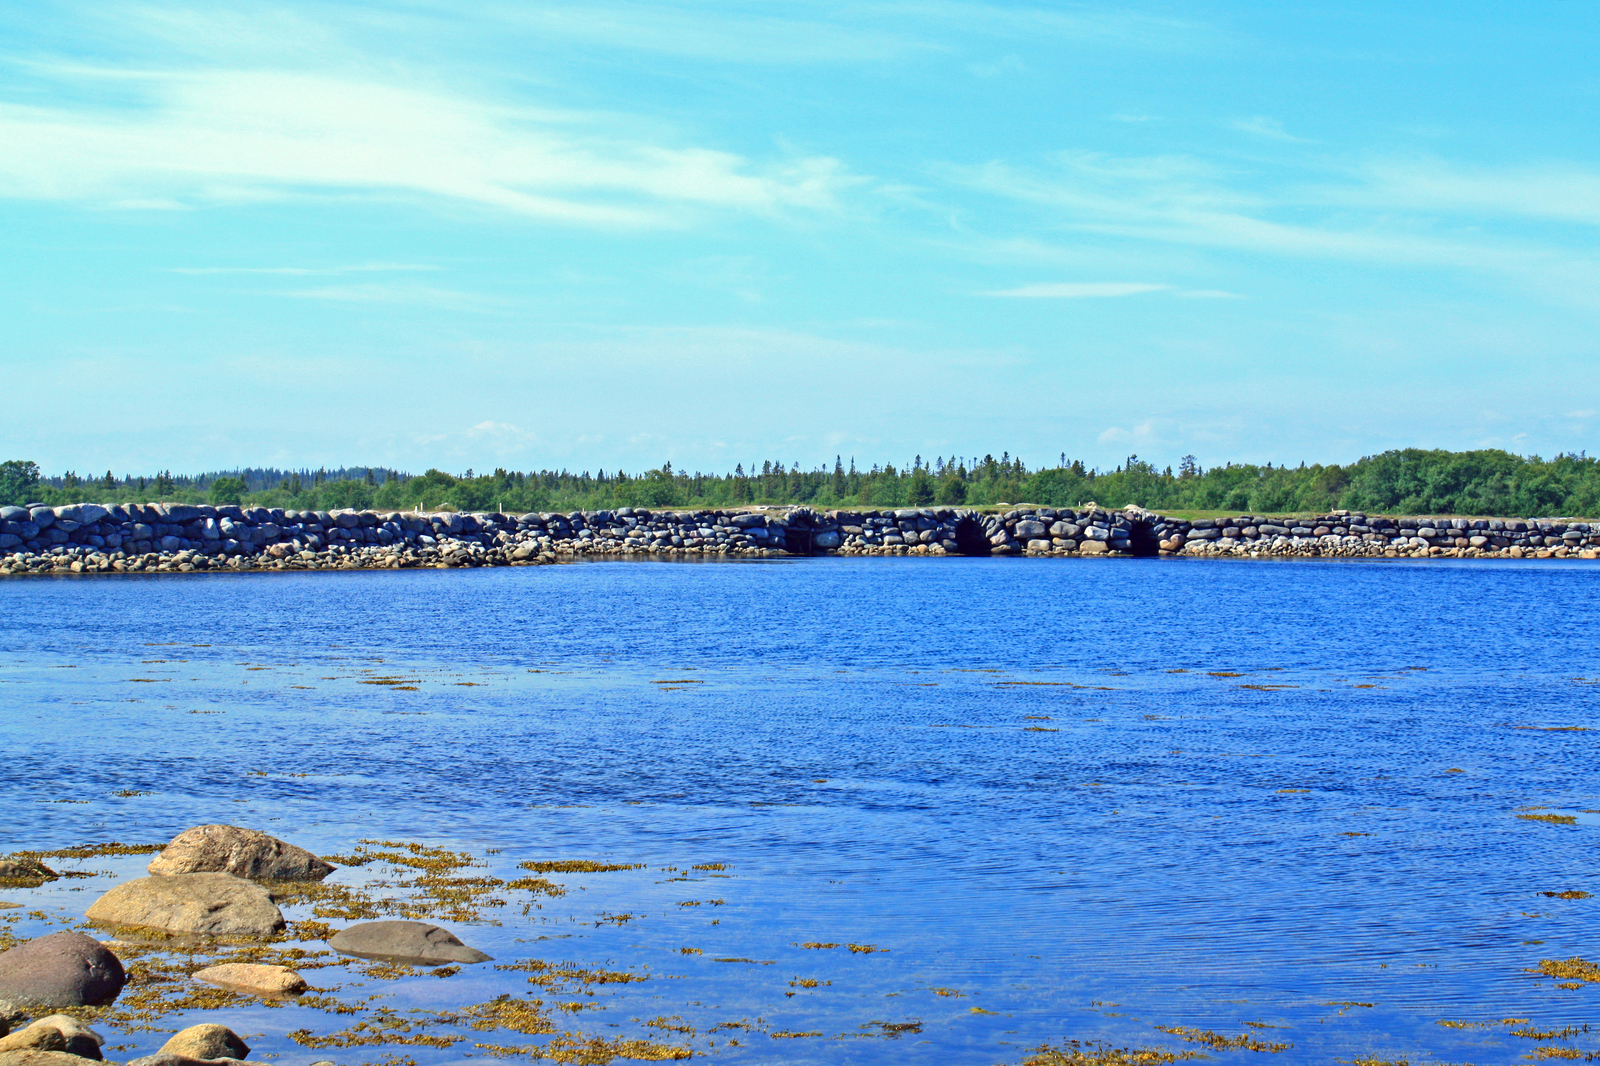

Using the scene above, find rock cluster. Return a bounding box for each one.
[2,500,1596,575]
[81,827,333,940]
[0,827,496,1066]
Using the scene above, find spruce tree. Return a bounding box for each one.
[907,465,934,506]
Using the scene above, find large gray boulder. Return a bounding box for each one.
[147,825,333,882]
[0,932,125,1012]
[85,874,285,937]
[55,505,108,525]
[328,921,491,966]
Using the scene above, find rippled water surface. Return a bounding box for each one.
[3,557,1600,1065]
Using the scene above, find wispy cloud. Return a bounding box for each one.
[406,0,1210,64]
[1229,115,1311,142]
[275,282,511,311]
[458,2,928,63]
[0,68,856,226]
[892,1,1212,52]
[1334,159,1600,228]
[984,281,1168,298]
[947,152,1600,284]
[165,263,439,276]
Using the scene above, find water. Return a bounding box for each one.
[2,557,1599,1065]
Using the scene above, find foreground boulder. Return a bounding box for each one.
[85,874,285,937]
[0,1051,106,1066]
[158,1025,248,1061]
[126,1026,265,1066]
[0,932,125,1012]
[0,860,58,886]
[191,962,305,996]
[0,1016,105,1060]
[148,826,334,882]
[329,920,491,965]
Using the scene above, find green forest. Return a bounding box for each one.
[3,448,1599,517]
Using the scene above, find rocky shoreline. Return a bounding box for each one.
[0,825,496,1066]
[1,501,1596,576]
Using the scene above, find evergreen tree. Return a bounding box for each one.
[937,467,967,505]
[906,465,934,505]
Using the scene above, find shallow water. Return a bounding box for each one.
[2,557,1599,1065]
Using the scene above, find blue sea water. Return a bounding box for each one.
[2,556,1599,1065]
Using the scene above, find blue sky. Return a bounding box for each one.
[3,1,1598,476]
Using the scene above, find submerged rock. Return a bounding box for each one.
[147,825,334,882]
[0,932,125,1012]
[191,963,306,996]
[0,860,58,885]
[329,920,491,965]
[85,874,285,937]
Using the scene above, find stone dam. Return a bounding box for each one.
[3,501,1598,575]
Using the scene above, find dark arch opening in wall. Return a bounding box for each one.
[953,517,992,556]
[1127,518,1161,557]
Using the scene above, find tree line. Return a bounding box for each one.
[3,448,1598,517]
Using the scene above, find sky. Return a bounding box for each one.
[3,1,1599,477]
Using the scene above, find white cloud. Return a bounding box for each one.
[1336,159,1600,228]
[947,152,1600,306]
[461,2,927,63]
[166,263,439,275]
[277,282,511,311]
[441,1,1210,63]
[467,420,532,439]
[1229,116,1311,143]
[1096,421,1156,444]
[0,69,856,226]
[984,281,1168,298]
